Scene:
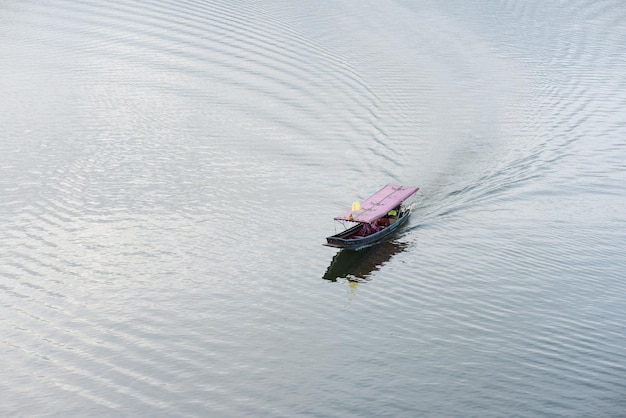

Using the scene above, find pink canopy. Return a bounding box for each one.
[334,184,419,223]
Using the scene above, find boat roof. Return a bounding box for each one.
[334,184,419,223]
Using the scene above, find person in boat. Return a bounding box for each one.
[362,221,381,235]
[380,206,400,225]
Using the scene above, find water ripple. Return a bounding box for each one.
[2,0,626,416]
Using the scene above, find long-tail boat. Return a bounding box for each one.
[324,184,419,250]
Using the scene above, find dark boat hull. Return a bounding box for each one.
[324,209,411,250]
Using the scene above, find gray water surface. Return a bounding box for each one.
[2,0,626,416]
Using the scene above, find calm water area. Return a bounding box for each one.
[1,0,626,416]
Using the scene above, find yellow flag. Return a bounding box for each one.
[352,201,360,211]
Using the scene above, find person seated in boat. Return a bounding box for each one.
[362,221,381,236]
[385,206,400,224]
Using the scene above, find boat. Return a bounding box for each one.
[324,184,419,250]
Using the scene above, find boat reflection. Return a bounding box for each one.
[323,240,409,282]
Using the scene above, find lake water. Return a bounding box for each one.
[2,0,626,416]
